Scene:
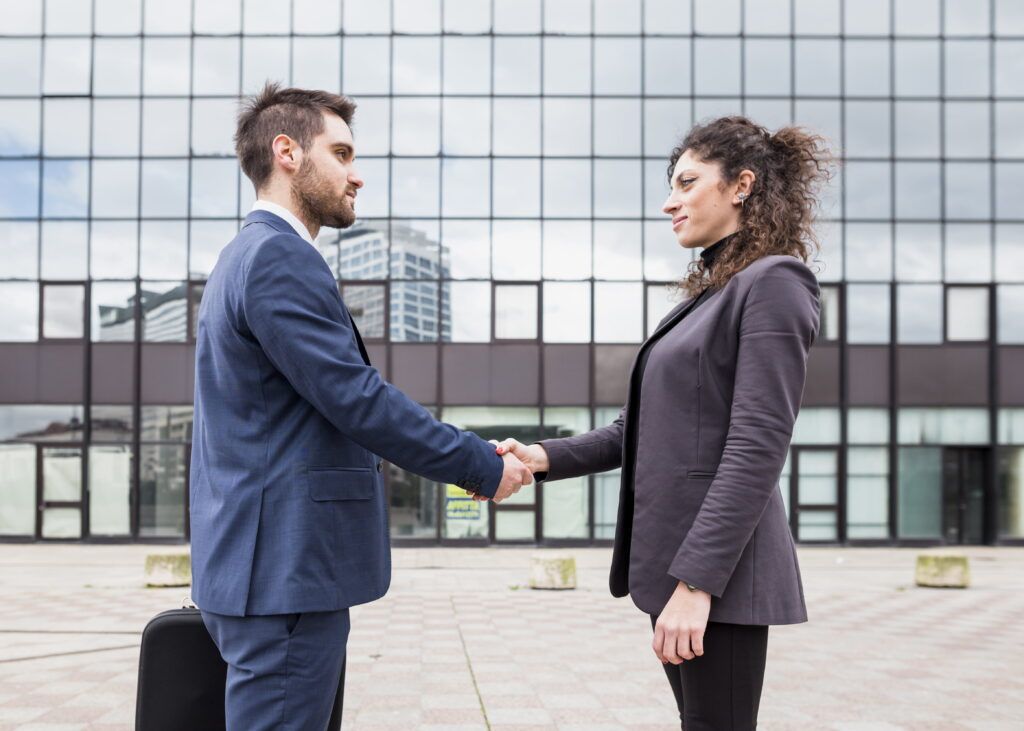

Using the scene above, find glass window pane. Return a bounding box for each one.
[393,37,440,95]
[341,37,390,94]
[594,160,642,220]
[92,282,137,342]
[998,286,1024,343]
[996,41,1024,96]
[444,282,490,342]
[995,102,1024,158]
[0,161,40,218]
[495,284,538,340]
[190,159,238,218]
[242,38,290,95]
[543,99,590,157]
[391,160,440,218]
[996,163,1024,221]
[43,285,84,339]
[644,219,691,281]
[644,39,691,96]
[388,462,438,539]
[339,221,387,279]
[392,98,439,157]
[41,160,88,221]
[194,0,239,32]
[45,0,91,33]
[139,406,193,442]
[895,102,940,159]
[996,225,1024,283]
[898,446,942,538]
[594,221,642,280]
[142,99,189,156]
[393,0,440,32]
[847,284,891,344]
[845,101,890,159]
[141,281,188,341]
[190,220,235,279]
[442,159,490,218]
[795,40,839,96]
[0,222,39,280]
[193,38,240,96]
[493,99,540,157]
[543,160,591,218]
[42,507,81,538]
[895,162,941,220]
[998,446,1024,538]
[543,282,590,343]
[898,408,990,445]
[792,408,841,445]
[341,284,386,340]
[0,405,85,442]
[441,220,490,279]
[42,446,81,502]
[143,38,190,95]
[0,40,42,95]
[848,408,890,445]
[694,39,740,96]
[595,38,641,95]
[844,0,889,33]
[91,160,139,219]
[41,221,88,280]
[140,221,187,280]
[819,285,840,341]
[389,221,439,280]
[494,38,540,95]
[43,99,90,158]
[191,99,235,157]
[5,0,42,35]
[543,221,591,280]
[745,39,791,96]
[848,446,890,539]
[845,40,890,97]
[390,281,438,342]
[896,223,941,281]
[292,37,340,91]
[246,0,293,33]
[139,443,186,538]
[493,159,541,218]
[1000,409,1024,445]
[845,163,892,220]
[894,40,939,97]
[946,287,989,341]
[445,0,491,33]
[945,224,992,282]
[493,222,540,280]
[646,283,677,337]
[43,39,90,95]
[541,407,591,539]
[141,160,189,219]
[845,224,892,281]
[644,100,690,159]
[143,0,191,35]
[644,0,692,33]
[544,0,590,32]
[595,282,642,343]
[93,99,140,156]
[797,450,838,504]
[945,103,990,159]
[897,284,943,343]
[0,282,39,342]
[343,0,391,32]
[0,100,40,156]
[744,0,791,34]
[594,98,641,158]
[442,98,490,156]
[443,37,490,95]
[945,40,990,98]
[543,38,590,94]
[0,445,36,536]
[89,445,132,536]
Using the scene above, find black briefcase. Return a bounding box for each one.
[135,606,346,731]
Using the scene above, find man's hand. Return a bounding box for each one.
[493,438,550,474]
[466,441,533,503]
[652,581,711,665]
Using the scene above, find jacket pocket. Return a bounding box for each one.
[307,467,377,502]
[686,470,716,480]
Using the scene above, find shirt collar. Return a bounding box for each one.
[699,231,739,271]
[251,200,315,247]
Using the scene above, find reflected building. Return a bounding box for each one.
[1,0,1023,546]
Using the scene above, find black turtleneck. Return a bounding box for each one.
[697,231,736,274]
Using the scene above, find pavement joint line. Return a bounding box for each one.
[449,594,491,731]
[0,643,140,664]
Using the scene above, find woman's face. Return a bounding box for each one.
[662,150,745,250]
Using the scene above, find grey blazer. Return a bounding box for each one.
[539,255,820,626]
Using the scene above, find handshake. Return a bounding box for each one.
[470,439,551,503]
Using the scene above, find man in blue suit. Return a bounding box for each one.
[190,82,532,730]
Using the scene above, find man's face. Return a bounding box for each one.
[291,111,364,230]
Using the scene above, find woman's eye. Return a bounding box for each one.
[681,178,695,186]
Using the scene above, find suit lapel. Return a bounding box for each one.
[347,311,372,366]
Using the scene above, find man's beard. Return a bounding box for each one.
[291,157,356,230]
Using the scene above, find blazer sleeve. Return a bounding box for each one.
[242,234,504,497]
[668,258,820,597]
[536,406,626,482]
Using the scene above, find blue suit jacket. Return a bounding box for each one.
[190,210,503,616]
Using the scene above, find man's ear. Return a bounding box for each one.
[271,133,302,174]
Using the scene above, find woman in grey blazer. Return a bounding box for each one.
[497,116,831,730]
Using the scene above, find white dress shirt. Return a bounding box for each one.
[251,200,315,247]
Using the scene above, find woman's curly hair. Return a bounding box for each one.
[667,116,834,297]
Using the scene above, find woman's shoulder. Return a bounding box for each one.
[733,253,818,289]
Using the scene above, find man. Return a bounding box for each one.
[190,82,532,730]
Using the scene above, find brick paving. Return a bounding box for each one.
[0,545,1021,730]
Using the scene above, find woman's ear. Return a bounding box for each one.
[734,169,756,204]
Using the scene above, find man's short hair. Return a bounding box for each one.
[235,81,357,191]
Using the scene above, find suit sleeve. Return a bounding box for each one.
[536,406,626,482]
[242,235,504,497]
[668,259,820,597]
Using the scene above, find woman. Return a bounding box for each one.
[497,116,831,730]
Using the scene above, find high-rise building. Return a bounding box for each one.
[1,0,1023,547]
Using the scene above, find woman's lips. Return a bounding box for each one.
[672,216,688,231]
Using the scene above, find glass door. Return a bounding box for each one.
[38,445,84,540]
[942,448,988,544]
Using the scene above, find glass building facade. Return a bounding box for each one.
[1,0,1023,545]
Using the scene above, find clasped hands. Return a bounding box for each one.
[466,439,551,504]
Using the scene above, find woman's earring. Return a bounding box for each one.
[737,193,748,206]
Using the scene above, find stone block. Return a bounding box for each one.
[529,553,576,590]
[145,552,191,588]
[915,552,970,589]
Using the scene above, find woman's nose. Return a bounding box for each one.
[662,195,677,215]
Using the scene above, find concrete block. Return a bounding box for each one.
[915,552,970,589]
[529,553,576,590]
[145,552,191,588]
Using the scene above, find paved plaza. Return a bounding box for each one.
[0,544,1021,730]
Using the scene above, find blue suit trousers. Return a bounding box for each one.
[201,608,350,731]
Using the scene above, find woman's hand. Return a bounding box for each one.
[493,439,550,474]
[653,581,712,665]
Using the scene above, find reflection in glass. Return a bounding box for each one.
[745,0,790,34]
[442,159,490,218]
[541,407,590,538]
[694,39,741,96]
[441,221,490,279]
[190,221,236,279]
[819,285,840,342]
[493,159,540,218]
[595,282,642,343]
[945,103,990,159]
[495,284,538,340]
[998,286,1024,343]
[242,38,289,95]
[493,99,540,156]
[494,37,540,95]
[644,0,692,34]
[41,221,89,281]
[43,285,85,339]
[595,160,642,219]
[292,37,340,91]
[944,224,991,282]
[341,284,387,340]
[695,0,739,33]
[142,99,189,156]
[143,38,190,95]
[745,39,791,96]
[392,160,440,217]
[594,221,642,280]
[894,41,939,98]
[43,508,81,538]
[89,445,131,536]
[92,160,140,218]
[897,284,942,344]
[193,38,240,96]
[190,160,238,218]
[93,99,141,156]
[92,282,137,342]
[143,0,192,34]
[139,443,187,538]
[0,405,85,442]
[545,0,589,32]
[946,287,989,342]
[848,408,890,445]
[543,99,591,157]
[595,98,641,157]
[844,163,891,220]
[644,220,691,281]
[996,224,1024,283]
[339,221,388,280]
[42,446,81,502]
[343,0,391,32]
[43,39,91,95]
[846,284,891,344]
[444,282,490,342]
[342,37,391,94]
[795,40,840,96]
[543,221,591,280]
[445,0,491,33]
[895,223,941,281]
[898,447,942,538]
[945,40,990,98]
[141,160,189,218]
[390,281,439,342]
[845,40,890,97]
[443,37,490,95]
[845,223,891,282]
[191,99,236,156]
[0,40,41,96]
[543,160,591,218]
[442,98,489,156]
[393,37,440,95]
[42,161,89,218]
[544,38,590,94]
[995,41,1024,96]
[543,282,590,343]
[141,281,188,342]
[0,100,39,156]
[140,221,188,280]
[90,405,134,442]
[594,38,641,95]
[898,408,990,445]
[140,405,194,442]
[847,446,889,539]
[0,221,39,279]
[388,464,438,538]
[388,221,439,280]
[0,282,39,342]
[895,162,941,220]
[43,99,90,157]
[493,222,540,280]
[644,39,691,96]
[0,445,35,536]
[845,101,890,159]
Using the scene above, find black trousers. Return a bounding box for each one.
[650,616,769,731]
